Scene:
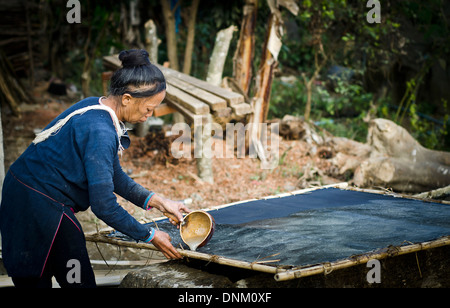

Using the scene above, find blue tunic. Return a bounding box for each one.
[0,97,153,277]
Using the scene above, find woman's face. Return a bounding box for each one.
[120,90,166,124]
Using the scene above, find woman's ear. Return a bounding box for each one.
[121,93,133,106]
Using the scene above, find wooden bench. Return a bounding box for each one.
[102,55,251,124]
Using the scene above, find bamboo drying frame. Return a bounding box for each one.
[85,182,450,282]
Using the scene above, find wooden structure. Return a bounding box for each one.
[102,55,251,126]
[102,55,251,183]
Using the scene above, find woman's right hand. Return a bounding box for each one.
[151,230,183,260]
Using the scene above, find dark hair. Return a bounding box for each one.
[109,49,166,97]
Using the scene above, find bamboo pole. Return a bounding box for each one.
[85,233,286,275]
[274,236,450,282]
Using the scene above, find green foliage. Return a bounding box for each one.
[269,74,373,142]
[270,0,450,151]
[39,0,449,152]
[269,78,306,119]
[408,101,449,151]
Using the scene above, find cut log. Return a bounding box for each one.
[275,116,450,193]
[367,118,450,165]
[353,119,450,193]
[354,156,450,193]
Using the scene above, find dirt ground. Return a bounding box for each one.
[1,84,342,236]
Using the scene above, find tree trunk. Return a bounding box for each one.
[302,49,328,121]
[182,0,200,75]
[161,0,183,123]
[206,25,236,86]
[160,0,179,71]
[81,12,109,98]
[144,19,159,63]
[233,0,257,95]
[134,19,161,138]
[0,51,31,116]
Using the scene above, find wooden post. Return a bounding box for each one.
[246,0,298,165]
[206,25,237,86]
[233,0,257,95]
[247,11,282,165]
[194,115,214,184]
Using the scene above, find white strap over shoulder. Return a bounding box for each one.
[32,104,126,153]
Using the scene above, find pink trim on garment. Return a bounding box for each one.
[9,170,65,207]
[40,215,63,277]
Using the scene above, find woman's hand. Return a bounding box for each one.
[151,230,182,259]
[148,194,191,227]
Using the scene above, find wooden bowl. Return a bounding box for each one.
[180,210,215,251]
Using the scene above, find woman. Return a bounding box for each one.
[0,49,190,287]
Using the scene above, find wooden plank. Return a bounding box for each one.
[167,76,227,111]
[156,64,244,106]
[164,97,202,124]
[153,102,176,117]
[103,54,121,69]
[231,102,252,116]
[166,84,210,115]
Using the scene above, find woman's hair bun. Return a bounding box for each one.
[119,49,151,68]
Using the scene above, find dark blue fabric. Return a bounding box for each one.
[11,214,96,288]
[155,188,450,266]
[208,188,403,225]
[0,97,153,277]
